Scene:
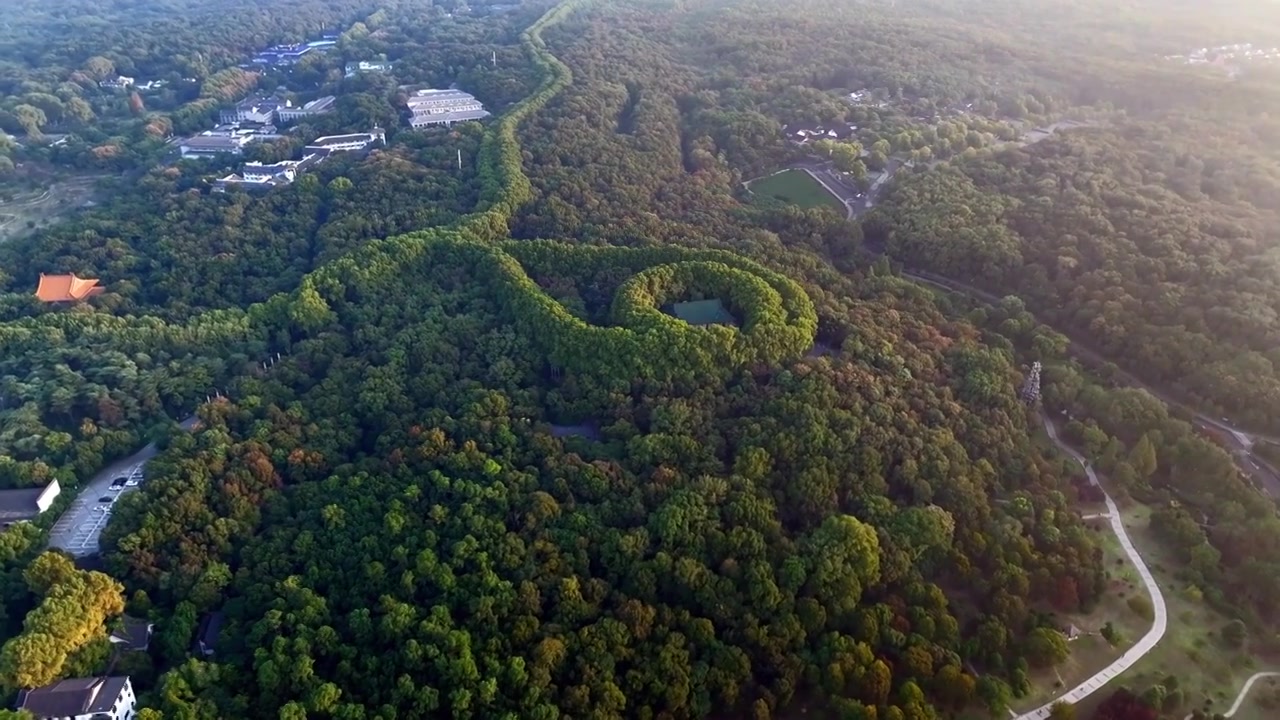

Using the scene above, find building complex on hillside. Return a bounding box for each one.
[16,676,136,720]
[213,130,385,192]
[220,96,335,125]
[35,274,104,302]
[179,124,281,159]
[405,89,489,128]
[0,480,61,528]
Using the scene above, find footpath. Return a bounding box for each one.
[1013,417,1169,719]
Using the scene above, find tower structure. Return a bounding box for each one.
[1020,361,1042,405]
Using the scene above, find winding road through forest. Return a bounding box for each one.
[1015,417,1169,719]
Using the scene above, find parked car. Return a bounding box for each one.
[125,477,141,487]
[98,496,113,503]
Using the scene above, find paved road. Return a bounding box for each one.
[48,415,199,557]
[1015,417,1169,719]
[901,269,1280,498]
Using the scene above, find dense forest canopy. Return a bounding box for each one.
[1,0,1280,718]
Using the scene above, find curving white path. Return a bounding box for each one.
[1014,418,1169,719]
[1183,671,1280,719]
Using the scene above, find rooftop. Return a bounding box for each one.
[410,109,491,125]
[35,274,104,303]
[0,487,46,523]
[278,96,337,117]
[244,161,298,174]
[109,616,153,651]
[309,132,380,146]
[347,60,394,74]
[406,88,484,108]
[301,96,336,112]
[197,611,225,655]
[182,135,250,150]
[18,677,129,717]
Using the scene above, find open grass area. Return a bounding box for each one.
[0,175,104,243]
[1014,517,1151,711]
[1073,499,1280,719]
[747,169,844,212]
[1024,423,1279,719]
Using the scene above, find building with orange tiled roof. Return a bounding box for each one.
[34,273,105,303]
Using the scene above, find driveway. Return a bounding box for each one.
[1015,417,1169,719]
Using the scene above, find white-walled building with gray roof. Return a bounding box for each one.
[405,89,490,128]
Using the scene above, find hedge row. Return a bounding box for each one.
[490,243,817,381]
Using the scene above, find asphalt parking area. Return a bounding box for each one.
[48,458,150,557]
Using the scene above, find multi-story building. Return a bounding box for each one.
[17,676,137,720]
[179,134,253,158]
[276,96,337,123]
[221,96,335,125]
[180,124,281,159]
[405,89,490,128]
[213,130,384,192]
[220,97,285,125]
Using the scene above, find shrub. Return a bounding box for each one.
[1127,595,1154,621]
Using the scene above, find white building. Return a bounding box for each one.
[305,130,386,153]
[243,161,299,184]
[405,89,490,128]
[213,161,299,192]
[220,97,285,125]
[99,76,135,90]
[17,676,136,720]
[346,60,394,77]
[179,134,253,158]
[276,96,337,123]
[180,124,281,159]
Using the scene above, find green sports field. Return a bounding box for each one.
[748,169,844,212]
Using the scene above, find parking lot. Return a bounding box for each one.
[48,445,157,557]
[47,416,199,557]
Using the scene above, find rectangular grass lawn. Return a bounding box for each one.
[749,169,844,212]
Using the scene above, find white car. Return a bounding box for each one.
[125,478,140,487]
